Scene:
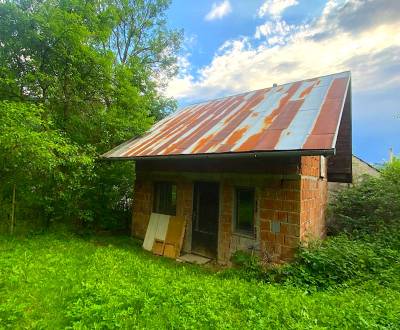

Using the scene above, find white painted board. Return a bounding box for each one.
[154,214,170,240]
[143,213,159,251]
[142,213,170,251]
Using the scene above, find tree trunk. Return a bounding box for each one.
[10,184,16,235]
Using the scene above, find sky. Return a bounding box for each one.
[164,0,400,164]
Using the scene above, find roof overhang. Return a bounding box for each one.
[327,80,352,183]
[101,148,336,161]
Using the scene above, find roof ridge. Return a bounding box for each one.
[179,71,351,109]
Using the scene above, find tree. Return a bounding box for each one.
[0,0,181,231]
[0,101,94,232]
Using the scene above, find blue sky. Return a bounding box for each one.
[166,0,400,164]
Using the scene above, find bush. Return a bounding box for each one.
[228,159,400,290]
[229,250,263,280]
[265,158,400,290]
[267,232,400,290]
[329,158,400,236]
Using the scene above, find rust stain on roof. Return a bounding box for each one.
[103,71,351,159]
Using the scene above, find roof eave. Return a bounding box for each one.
[101,148,336,161]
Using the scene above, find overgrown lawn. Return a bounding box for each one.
[1,233,399,329]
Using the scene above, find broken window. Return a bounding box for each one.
[153,182,177,216]
[235,187,255,236]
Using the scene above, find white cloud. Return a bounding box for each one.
[205,0,232,21]
[258,0,299,18]
[254,19,306,45]
[167,0,400,102]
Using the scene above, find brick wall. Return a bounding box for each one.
[177,182,193,252]
[300,156,328,240]
[131,179,193,238]
[131,156,328,264]
[258,178,301,262]
[218,182,240,264]
[132,180,153,238]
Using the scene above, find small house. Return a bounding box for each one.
[103,71,352,263]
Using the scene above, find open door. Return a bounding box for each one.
[192,182,219,258]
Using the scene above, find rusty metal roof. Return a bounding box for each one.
[103,71,351,159]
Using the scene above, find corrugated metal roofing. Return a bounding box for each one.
[103,71,351,159]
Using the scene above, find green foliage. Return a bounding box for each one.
[0,0,182,231]
[0,101,94,231]
[329,158,400,236]
[1,233,399,328]
[267,232,400,290]
[229,250,263,280]
[229,161,400,291]
[262,160,400,290]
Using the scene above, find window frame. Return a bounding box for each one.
[234,186,256,237]
[152,181,177,216]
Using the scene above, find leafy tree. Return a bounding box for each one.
[0,101,94,232]
[0,0,181,231]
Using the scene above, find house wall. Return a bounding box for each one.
[132,156,327,264]
[300,156,328,240]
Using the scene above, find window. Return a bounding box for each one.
[235,187,255,235]
[153,182,177,216]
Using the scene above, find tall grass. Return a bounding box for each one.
[0,232,399,329]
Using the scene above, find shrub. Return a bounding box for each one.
[266,159,400,290]
[267,233,400,290]
[329,158,400,236]
[229,250,263,280]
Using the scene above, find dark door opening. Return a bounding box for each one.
[192,182,219,258]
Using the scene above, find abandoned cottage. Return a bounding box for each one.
[103,71,352,264]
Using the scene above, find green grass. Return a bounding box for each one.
[1,232,399,329]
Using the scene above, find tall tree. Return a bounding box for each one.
[0,0,182,230]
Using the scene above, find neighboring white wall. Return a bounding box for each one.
[351,155,380,183]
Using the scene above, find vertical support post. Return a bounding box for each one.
[10,184,16,235]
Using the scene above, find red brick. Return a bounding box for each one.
[281,223,300,236]
[266,231,277,242]
[287,212,300,224]
[260,230,269,241]
[273,200,283,210]
[285,190,300,201]
[260,209,275,220]
[284,235,300,246]
[282,201,300,212]
[282,180,300,190]
[260,198,275,209]
[281,246,297,260]
[277,211,288,222]
[260,219,271,232]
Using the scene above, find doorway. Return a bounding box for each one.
[192,182,219,258]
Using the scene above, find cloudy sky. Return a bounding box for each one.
[166,0,400,164]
